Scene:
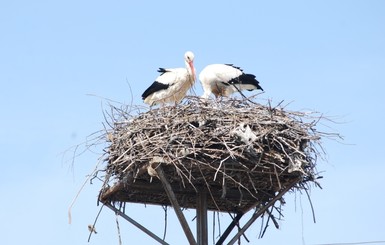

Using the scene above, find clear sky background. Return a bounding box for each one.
[1,1,384,244]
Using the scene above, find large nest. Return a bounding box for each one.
[99,97,325,213]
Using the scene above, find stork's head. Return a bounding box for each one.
[184,51,195,80]
[184,51,195,63]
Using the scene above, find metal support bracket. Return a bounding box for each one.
[156,165,197,245]
[104,202,169,245]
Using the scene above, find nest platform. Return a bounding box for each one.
[99,97,322,213]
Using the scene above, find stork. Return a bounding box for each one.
[142,51,196,105]
[199,64,263,99]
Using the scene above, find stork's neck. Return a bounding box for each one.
[185,60,196,81]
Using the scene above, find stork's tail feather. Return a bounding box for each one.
[157,68,168,74]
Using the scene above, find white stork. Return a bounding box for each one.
[142,51,196,105]
[199,64,263,99]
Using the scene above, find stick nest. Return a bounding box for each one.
[99,97,325,212]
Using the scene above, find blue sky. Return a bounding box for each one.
[1,0,384,244]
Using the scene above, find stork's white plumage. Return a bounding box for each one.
[142,51,196,105]
[199,64,263,99]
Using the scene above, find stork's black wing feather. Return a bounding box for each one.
[228,73,264,91]
[141,81,170,100]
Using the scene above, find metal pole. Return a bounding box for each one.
[104,202,169,245]
[156,165,197,245]
[215,212,244,245]
[227,182,297,245]
[196,191,208,245]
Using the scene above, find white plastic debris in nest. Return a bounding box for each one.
[231,123,257,146]
[288,157,306,174]
[147,156,166,180]
[177,147,191,157]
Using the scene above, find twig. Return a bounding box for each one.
[302,183,317,223]
[162,205,168,241]
[115,213,122,245]
[68,157,102,224]
[88,205,104,242]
